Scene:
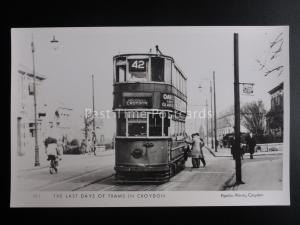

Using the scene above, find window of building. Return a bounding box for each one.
[151,57,164,82]
[28,83,34,95]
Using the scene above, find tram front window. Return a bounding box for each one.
[151,57,164,82]
[128,59,148,82]
[128,118,147,137]
[116,65,126,82]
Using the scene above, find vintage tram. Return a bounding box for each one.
[113,48,188,182]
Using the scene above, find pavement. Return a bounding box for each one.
[223,156,283,190]
[204,146,283,191]
[205,145,283,158]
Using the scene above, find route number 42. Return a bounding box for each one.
[131,60,145,69]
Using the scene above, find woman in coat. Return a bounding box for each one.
[186,133,206,168]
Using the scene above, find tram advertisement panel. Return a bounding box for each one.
[161,93,174,109]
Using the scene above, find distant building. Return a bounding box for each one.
[217,108,247,140]
[16,66,75,157]
[52,106,73,140]
[16,67,47,156]
[266,82,283,137]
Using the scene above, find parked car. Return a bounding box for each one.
[222,132,249,152]
[63,139,81,154]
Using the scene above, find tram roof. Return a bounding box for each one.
[113,53,187,80]
[114,53,174,61]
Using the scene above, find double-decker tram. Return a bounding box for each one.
[113,47,188,182]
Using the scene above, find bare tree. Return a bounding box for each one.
[241,101,266,136]
[256,32,284,77]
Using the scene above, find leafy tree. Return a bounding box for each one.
[241,101,266,136]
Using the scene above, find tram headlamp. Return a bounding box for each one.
[131,148,143,159]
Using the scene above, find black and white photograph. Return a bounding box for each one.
[10,26,290,207]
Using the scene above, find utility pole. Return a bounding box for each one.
[31,35,40,167]
[213,71,218,152]
[210,80,214,149]
[234,33,244,185]
[92,75,95,132]
[92,75,96,154]
[206,99,209,146]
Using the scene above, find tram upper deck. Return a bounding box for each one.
[113,54,187,114]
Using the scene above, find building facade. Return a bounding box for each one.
[266,82,283,138]
[217,111,248,140]
[16,68,47,156]
[16,67,74,157]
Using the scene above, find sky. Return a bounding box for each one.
[11,26,289,140]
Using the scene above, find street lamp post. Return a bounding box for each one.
[92,74,96,155]
[234,33,244,184]
[31,35,40,167]
[197,85,210,146]
[205,99,209,145]
[210,80,214,149]
[213,71,218,152]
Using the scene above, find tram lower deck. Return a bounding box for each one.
[115,137,187,182]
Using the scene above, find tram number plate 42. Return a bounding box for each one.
[128,59,148,72]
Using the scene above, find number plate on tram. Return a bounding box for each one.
[128,59,148,72]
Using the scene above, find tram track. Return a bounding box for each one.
[72,173,115,191]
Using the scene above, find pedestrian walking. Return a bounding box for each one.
[92,131,97,156]
[186,133,206,168]
[246,132,256,159]
[199,138,206,167]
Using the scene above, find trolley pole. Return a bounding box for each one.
[31,35,40,167]
[210,80,214,149]
[234,33,244,184]
[213,71,218,152]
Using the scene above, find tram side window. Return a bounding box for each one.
[151,57,164,82]
[164,59,172,84]
[164,115,170,136]
[116,65,126,82]
[170,119,175,137]
[116,112,126,136]
[149,114,162,136]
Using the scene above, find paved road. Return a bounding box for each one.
[15,148,283,191]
